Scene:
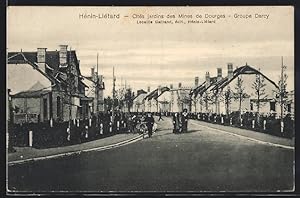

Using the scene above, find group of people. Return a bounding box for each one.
[172,109,189,134]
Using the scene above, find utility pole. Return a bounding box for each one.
[96,53,99,114]
[112,67,116,123]
[68,47,72,132]
[280,56,284,133]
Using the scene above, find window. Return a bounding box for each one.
[43,98,48,120]
[270,102,276,111]
[250,102,253,111]
[57,96,61,118]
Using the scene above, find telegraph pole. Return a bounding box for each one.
[112,67,116,123]
[280,56,284,133]
[68,47,72,130]
[96,53,99,114]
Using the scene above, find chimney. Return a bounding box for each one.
[158,85,162,96]
[91,67,95,80]
[147,86,151,93]
[178,82,182,88]
[227,63,233,79]
[170,84,173,89]
[195,77,199,87]
[217,68,222,81]
[59,45,68,65]
[37,48,47,73]
[205,72,210,88]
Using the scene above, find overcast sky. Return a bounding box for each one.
[7,6,294,95]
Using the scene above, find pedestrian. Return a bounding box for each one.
[145,112,155,138]
[181,109,189,133]
[158,112,164,121]
[173,112,180,133]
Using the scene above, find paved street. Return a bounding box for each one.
[8,117,294,192]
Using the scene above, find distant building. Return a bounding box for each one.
[157,83,191,113]
[191,63,281,115]
[83,67,105,115]
[144,86,170,112]
[131,89,147,112]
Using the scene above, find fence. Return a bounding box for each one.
[8,115,133,149]
[184,112,294,138]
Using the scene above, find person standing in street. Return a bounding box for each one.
[181,109,189,133]
[158,112,164,121]
[173,112,180,133]
[145,113,155,138]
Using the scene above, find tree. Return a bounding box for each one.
[202,91,211,113]
[223,86,233,116]
[234,76,248,121]
[211,89,222,114]
[274,58,289,132]
[124,88,135,112]
[251,69,268,125]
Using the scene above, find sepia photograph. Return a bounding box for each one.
[6,6,294,193]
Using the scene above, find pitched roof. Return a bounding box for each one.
[29,81,47,91]
[12,89,51,98]
[211,64,279,91]
[153,87,170,99]
[144,89,158,101]
[191,77,219,98]
[8,50,82,89]
[133,89,147,100]
[8,50,80,74]
[144,87,170,101]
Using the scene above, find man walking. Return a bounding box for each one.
[158,112,164,121]
[145,113,155,138]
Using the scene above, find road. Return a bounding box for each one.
[8,117,294,192]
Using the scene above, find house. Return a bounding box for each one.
[7,45,91,123]
[157,83,191,113]
[144,86,170,112]
[191,68,222,113]
[82,67,105,115]
[131,89,148,112]
[208,63,279,115]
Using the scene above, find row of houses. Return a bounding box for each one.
[7,45,105,124]
[131,63,294,117]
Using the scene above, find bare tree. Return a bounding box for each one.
[202,91,211,113]
[222,86,233,116]
[274,58,288,132]
[251,69,268,125]
[234,76,248,121]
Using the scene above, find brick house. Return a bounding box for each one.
[8,45,91,123]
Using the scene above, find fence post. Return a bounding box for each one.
[109,121,112,133]
[100,123,103,135]
[29,130,33,147]
[240,118,243,127]
[66,127,71,142]
[214,116,216,123]
[263,119,266,131]
[230,118,232,125]
[89,118,92,127]
[281,121,284,133]
[77,119,80,127]
[117,120,120,131]
[252,120,255,129]
[73,118,76,125]
[50,118,53,128]
[85,125,89,139]
[221,116,224,124]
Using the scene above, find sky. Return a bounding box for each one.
[7,6,294,96]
